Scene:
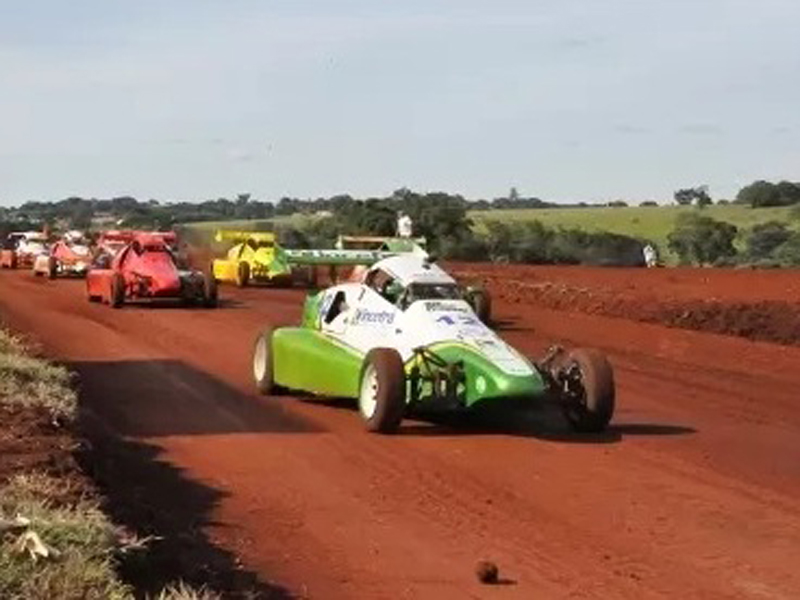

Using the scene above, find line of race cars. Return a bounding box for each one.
[0,227,616,434]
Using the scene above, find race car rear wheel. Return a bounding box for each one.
[464,286,492,325]
[236,262,250,288]
[203,273,219,308]
[557,348,615,433]
[110,273,125,309]
[359,348,406,434]
[253,328,283,395]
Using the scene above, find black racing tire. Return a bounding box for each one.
[358,348,406,434]
[203,273,219,308]
[253,328,284,395]
[558,348,615,433]
[236,261,250,288]
[464,286,492,324]
[110,273,125,309]
[47,257,58,280]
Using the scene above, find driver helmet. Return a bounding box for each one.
[383,279,403,303]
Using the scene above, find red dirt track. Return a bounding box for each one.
[1,267,800,599]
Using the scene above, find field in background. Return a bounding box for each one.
[180,204,797,264]
[469,204,796,252]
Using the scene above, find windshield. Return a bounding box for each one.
[398,282,461,309]
[407,283,461,301]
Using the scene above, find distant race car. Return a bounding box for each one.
[86,232,217,308]
[32,231,93,279]
[0,232,49,269]
[212,231,294,287]
[211,230,431,289]
[252,255,615,434]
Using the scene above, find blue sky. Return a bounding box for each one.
[0,0,798,205]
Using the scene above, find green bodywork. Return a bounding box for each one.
[273,291,547,408]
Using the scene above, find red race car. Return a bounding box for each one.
[1,232,49,269]
[32,231,93,279]
[86,232,217,308]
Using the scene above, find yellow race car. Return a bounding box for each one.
[211,231,294,287]
[212,230,434,289]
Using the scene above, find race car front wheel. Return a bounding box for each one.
[557,348,615,433]
[464,286,492,325]
[359,348,406,434]
[253,328,283,395]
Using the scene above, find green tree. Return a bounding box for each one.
[745,221,791,259]
[674,186,712,207]
[774,233,800,266]
[735,180,800,207]
[667,212,738,265]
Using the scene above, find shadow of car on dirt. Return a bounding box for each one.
[402,406,696,444]
[70,359,323,598]
[69,359,321,437]
[303,396,695,444]
[94,297,247,310]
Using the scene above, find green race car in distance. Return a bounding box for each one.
[253,255,615,434]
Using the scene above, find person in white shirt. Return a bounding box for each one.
[397,211,413,238]
[643,244,658,268]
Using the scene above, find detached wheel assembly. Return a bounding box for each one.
[554,348,615,433]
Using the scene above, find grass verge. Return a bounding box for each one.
[0,329,220,599]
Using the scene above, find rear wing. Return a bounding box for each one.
[134,231,177,247]
[335,235,427,252]
[214,230,275,244]
[283,247,424,267]
[98,230,135,243]
[99,230,176,248]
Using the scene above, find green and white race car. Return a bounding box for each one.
[253,255,615,434]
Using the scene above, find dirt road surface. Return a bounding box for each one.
[1,268,799,599]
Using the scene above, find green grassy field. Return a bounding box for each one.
[469,204,796,254]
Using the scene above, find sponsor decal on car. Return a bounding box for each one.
[437,314,481,327]
[424,301,468,313]
[353,308,395,325]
